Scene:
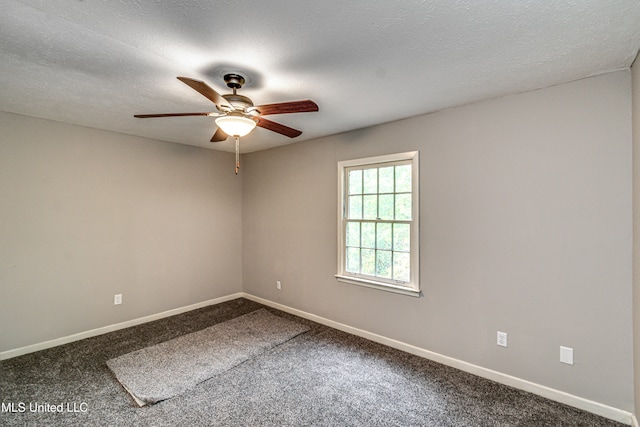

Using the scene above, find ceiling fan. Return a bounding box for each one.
[134,74,319,173]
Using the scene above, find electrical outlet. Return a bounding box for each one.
[497,331,508,347]
[560,346,574,365]
[114,294,122,305]
[276,281,281,290]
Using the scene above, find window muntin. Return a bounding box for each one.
[337,152,419,296]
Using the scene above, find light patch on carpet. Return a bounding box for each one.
[106,309,309,406]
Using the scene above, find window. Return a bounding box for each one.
[336,151,420,296]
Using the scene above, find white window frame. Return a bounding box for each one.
[336,151,420,297]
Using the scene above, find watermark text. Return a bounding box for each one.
[2,402,88,413]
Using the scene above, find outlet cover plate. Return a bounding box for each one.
[497,331,508,347]
[560,346,574,365]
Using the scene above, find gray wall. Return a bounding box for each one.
[242,71,634,411]
[632,53,640,417]
[0,112,243,352]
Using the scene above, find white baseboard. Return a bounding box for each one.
[242,293,636,426]
[2,291,636,425]
[0,293,244,361]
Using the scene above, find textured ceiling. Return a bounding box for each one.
[1,1,639,153]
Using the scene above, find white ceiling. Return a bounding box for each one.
[2,1,639,153]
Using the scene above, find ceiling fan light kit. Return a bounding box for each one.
[214,115,256,137]
[134,73,318,174]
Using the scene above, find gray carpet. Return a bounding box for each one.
[0,298,626,426]
[107,309,309,406]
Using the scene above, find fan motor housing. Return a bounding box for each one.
[222,94,254,110]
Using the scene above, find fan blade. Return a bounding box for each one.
[254,100,318,116]
[254,117,302,138]
[177,77,233,111]
[134,112,214,118]
[211,128,227,142]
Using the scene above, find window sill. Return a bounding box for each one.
[335,275,421,297]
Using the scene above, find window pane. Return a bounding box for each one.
[363,168,378,194]
[346,222,360,247]
[361,222,376,248]
[346,248,360,273]
[377,223,392,250]
[348,195,362,219]
[376,250,392,278]
[340,154,418,290]
[393,223,410,252]
[393,252,410,282]
[363,195,378,219]
[378,194,394,220]
[361,249,376,275]
[395,165,412,192]
[378,166,394,193]
[395,194,412,220]
[348,170,362,195]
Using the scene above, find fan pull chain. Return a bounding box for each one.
[235,136,240,175]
